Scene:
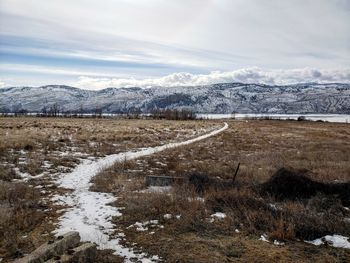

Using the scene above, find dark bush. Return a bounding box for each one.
[260,168,350,206]
[188,172,234,195]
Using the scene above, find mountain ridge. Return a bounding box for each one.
[1,82,349,114]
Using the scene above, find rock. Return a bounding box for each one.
[14,232,80,263]
[64,243,97,263]
[45,243,97,263]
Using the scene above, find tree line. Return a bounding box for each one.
[1,104,197,120]
[151,109,196,120]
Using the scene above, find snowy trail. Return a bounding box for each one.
[53,122,228,262]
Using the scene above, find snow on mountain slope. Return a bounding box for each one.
[1,83,349,114]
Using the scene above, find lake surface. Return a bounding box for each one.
[196,114,350,123]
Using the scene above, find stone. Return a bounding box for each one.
[14,232,80,263]
[45,243,97,263]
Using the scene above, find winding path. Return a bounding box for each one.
[53,122,228,262]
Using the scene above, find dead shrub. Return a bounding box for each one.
[0,181,44,259]
[205,185,350,241]
[25,156,44,176]
[206,188,277,233]
[291,210,349,240]
[116,185,210,235]
[266,200,350,241]
[270,217,295,241]
[23,143,34,151]
[90,161,143,193]
[168,186,210,233]
[50,156,80,168]
[188,172,234,195]
[0,165,19,181]
[307,194,348,216]
[261,167,350,206]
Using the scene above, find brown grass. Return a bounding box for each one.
[0,181,45,259]
[112,183,350,262]
[91,119,350,262]
[0,116,216,261]
[114,120,350,183]
[2,117,350,262]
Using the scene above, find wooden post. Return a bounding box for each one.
[232,163,240,184]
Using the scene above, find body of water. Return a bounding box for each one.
[196,113,350,123]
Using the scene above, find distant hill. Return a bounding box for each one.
[1,83,349,114]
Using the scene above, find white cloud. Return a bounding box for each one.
[0,79,6,88]
[1,0,349,71]
[73,67,350,90]
[1,0,349,87]
[0,63,119,78]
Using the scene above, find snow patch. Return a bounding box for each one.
[13,167,47,182]
[128,220,162,232]
[188,197,205,203]
[52,123,228,261]
[163,214,172,220]
[211,212,227,219]
[139,186,172,194]
[273,240,285,246]
[259,234,269,242]
[306,235,350,249]
[268,203,278,211]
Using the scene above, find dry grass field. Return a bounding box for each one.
[93,119,350,262]
[1,117,349,262]
[0,117,216,262]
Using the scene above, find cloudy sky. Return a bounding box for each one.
[0,0,349,89]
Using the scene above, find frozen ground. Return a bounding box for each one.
[52,123,228,262]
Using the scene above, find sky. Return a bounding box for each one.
[0,0,349,89]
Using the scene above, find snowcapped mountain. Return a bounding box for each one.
[1,83,349,114]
